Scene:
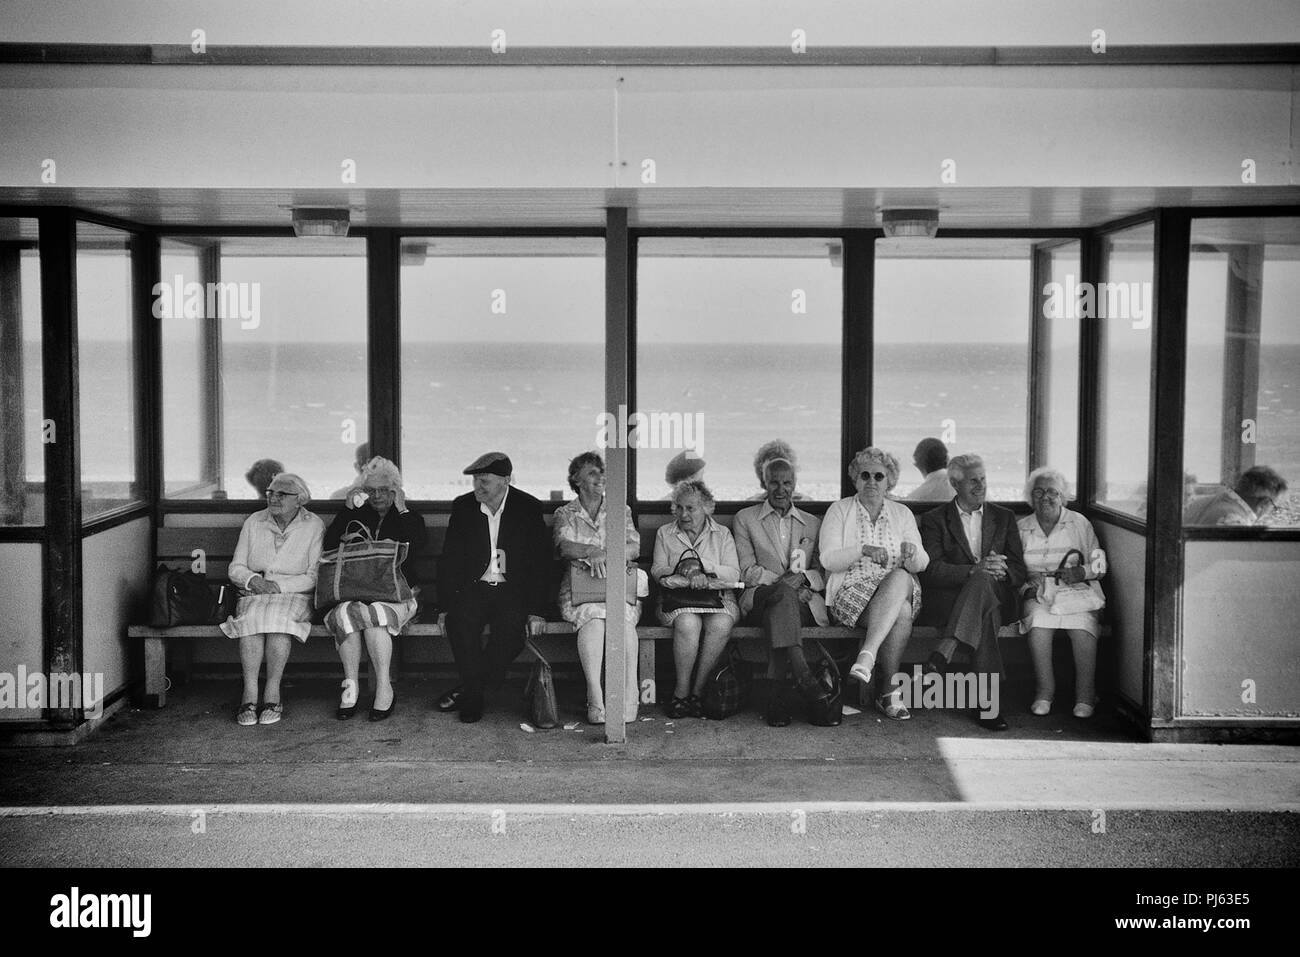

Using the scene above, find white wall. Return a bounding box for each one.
[1182,540,1300,717]
[0,542,45,721]
[81,516,153,701]
[1092,520,1146,708]
[0,63,1293,190]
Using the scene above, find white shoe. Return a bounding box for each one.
[587,703,606,725]
[848,651,876,685]
[1030,699,1053,716]
[1073,702,1095,719]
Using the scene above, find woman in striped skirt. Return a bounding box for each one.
[220,472,325,726]
[323,457,428,722]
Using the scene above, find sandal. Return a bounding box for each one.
[848,650,876,686]
[257,702,283,725]
[235,702,258,726]
[876,690,911,721]
[663,696,691,719]
[686,694,704,719]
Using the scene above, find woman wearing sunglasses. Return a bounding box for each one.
[819,447,928,720]
[220,472,325,726]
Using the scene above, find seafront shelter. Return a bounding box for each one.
[0,1,1298,745]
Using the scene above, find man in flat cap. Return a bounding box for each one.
[437,452,553,722]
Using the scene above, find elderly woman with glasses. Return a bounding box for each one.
[819,448,928,720]
[1016,467,1107,718]
[220,473,325,726]
[322,456,428,722]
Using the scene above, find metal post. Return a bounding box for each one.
[603,207,630,744]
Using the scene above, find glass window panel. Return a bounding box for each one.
[77,223,142,520]
[0,217,43,526]
[1094,223,1155,519]
[1038,242,1081,493]
[875,238,1031,501]
[159,240,205,497]
[636,238,842,501]
[400,237,604,501]
[160,237,369,501]
[1184,217,1300,527]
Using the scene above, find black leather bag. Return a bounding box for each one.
[700,641,752,720]
[148,565,237,627]
[659,547,724,614]
[805,640,844,727]
[523,638,560,729]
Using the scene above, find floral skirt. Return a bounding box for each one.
[830,566,922,628]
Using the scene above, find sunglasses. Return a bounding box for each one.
[859,471,888,483]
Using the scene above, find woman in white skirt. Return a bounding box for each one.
[322,457,428,722]
[554,451,644,725]
[1016,467,1107,718]
[221,472,325,726]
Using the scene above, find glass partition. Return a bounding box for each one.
[0,218,43,526]
[77,222,142,520]
[1093,223,1155,519]
[875,238,1032,500]
[400,237,605,501]
[1183,217,1300,527]
[635,237,842,502]
[160,237,368,501]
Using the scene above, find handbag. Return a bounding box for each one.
[804,639,844,727]
[568,562,643,606]
[700,641,752,720]
[148,565,238,626]
[659,547,725,614]
[1042,548,1106,616]
[522,638,560,729]
[315,521,412,608]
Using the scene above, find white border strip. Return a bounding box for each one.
[2,801,1298,817]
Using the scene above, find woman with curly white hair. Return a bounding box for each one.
[819,447,928,720]
[322,456,428,722]
[221,472,325,726]
[1016,467,1107,718]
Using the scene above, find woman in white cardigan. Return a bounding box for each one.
[819,448,928,720]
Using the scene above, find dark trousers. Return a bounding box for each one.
[942,567,1011,677]
[746,581,816,679]
[445,580,529,695]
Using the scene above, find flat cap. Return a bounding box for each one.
[463,451,513,477]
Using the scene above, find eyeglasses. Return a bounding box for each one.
[1031,489,1063,501]
[363,487,395,495]
[265,490,298,500]
[859,471,888,483]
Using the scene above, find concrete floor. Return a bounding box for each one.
[2,676,1297,866]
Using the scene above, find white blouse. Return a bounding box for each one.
[229,508,326,594]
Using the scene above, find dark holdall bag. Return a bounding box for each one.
[149,565,238,627]
[658,547,725,614]
[700,641,752,720]
[316,521,412,609]
[523,638,560,729]
[805,639,844,727]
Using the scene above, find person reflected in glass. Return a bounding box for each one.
[1016,468,1107,719]
[1183,465,1288,526]
[244,458,285,499]
[329,441,371,499]
[906,438,956,502]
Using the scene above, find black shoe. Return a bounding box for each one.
[458,691,484,724]
[436,686,463,712]
[923,651,948,676]
[977,714,1009,732]
[765,685,792,727]
[336,702,359,720]
[368,692,396,722]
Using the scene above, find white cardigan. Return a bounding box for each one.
[818,496,929,607]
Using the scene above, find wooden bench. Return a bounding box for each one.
[130,521,1102,708]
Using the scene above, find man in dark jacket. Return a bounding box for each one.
[437,452,552,723]
[918,453,1027,730]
